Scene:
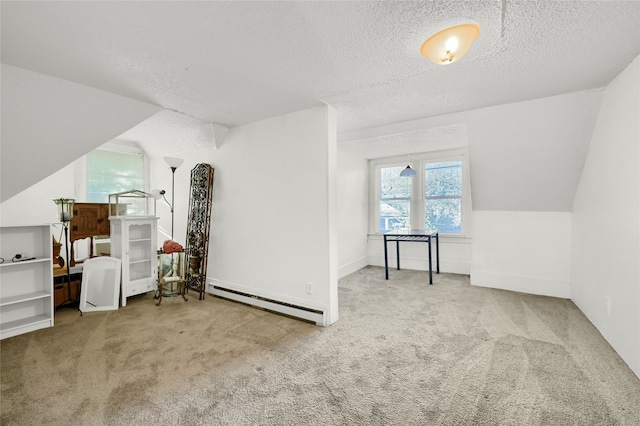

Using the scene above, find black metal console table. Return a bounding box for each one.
[383,230,440,284]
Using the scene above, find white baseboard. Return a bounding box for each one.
[338,256,368,279]
[368,255,471,275]
[470,269,571,299]
[206,278,327,326]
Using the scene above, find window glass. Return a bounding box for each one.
[425,161,462,233]
[379,166,411,232]
[86,149,145,214]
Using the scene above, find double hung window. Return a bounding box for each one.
[379,166,412,232]
[424,161,462,233]
[373,150,469,235]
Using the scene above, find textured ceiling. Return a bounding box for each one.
[2,1,640,154]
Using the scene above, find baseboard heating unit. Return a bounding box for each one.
[211,286,326,326]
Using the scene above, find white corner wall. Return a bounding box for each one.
[206,105,339,325]
[471,211,572,298]
[466,90,603,299]
[337,152,368,278]
[571,56,640,378]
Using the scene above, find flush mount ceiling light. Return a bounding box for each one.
[420,23,480,65]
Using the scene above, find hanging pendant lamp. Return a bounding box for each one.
[400,165,417,177]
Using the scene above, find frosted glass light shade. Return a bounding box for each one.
[420,23,480,65]
[399,165,417,177]
[150,189,165,200]
[164,157,184,169]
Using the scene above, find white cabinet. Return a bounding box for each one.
[109,216,158,307]
[0,225,54,339]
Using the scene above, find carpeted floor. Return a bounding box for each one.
[1,266,639,425]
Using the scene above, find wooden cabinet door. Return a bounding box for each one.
[71,203,109,240]
[98,204,110,235]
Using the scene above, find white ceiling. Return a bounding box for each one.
[2,1,640,155]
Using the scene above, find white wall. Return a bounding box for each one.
[571,56,640,377]
[471,211,572,298]
[0,64,160,203]
[205,105,339,325]
[465,91,602,298]
[336,152,368,278]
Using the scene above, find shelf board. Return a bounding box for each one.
[129,238,151,243]
[0,291,50,307]
[0,314,51,332]
[129,259,151,265]
[0,257,51,268]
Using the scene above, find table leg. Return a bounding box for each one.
[396,241,400,270]
[435,233,440,274]
[428,238,433,284]
[384,236,389,280]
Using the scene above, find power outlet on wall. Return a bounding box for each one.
[604,296,611,316]
[306,282,313,294]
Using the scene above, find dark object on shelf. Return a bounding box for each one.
[52,236,64,267]
[12,254,36,262]
[183,163,214,300]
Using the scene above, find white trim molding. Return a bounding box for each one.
[338,256,369,279]
[471,269,571,299]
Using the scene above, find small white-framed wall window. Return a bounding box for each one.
[370,148,471,236]
[75,141,149,213]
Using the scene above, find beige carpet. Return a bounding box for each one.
[2,266,639,425]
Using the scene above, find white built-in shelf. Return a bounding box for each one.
[0,224,54,339]
[129,238,151,243]
[0,291,50,307]
[0,315,52,333]
[0,257,50,268]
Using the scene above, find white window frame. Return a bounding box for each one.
[370,148,472,236]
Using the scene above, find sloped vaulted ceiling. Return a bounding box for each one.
[0,65,161,202]
[466,90,605,211]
